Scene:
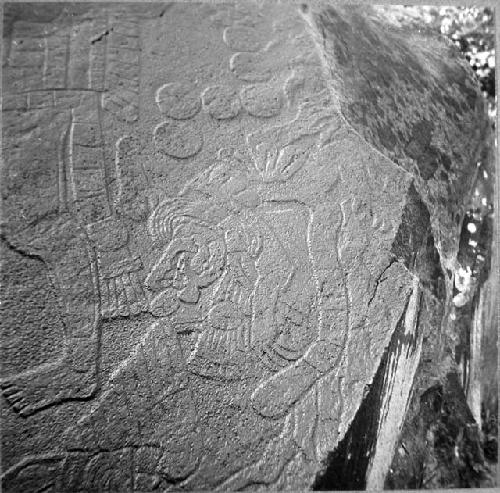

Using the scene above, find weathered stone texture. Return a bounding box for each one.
[304,4,490,269]
[1,2,495,491]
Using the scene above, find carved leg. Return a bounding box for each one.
[1,215,102,417]
[251,254,322,418]
[252,206,348,419]
[2,189,150,418]
[1,335,99,417]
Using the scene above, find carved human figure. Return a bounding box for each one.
[54,149,327,484]
[60,199,228,482]
[146,199,227,313]
[1,108,151,417]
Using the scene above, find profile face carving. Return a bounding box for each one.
[146,201,226,315]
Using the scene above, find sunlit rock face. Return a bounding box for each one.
[305,4,491,270]
[1,2,495,491]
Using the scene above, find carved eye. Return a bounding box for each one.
[191,245,210,274]
[176,252,187,271]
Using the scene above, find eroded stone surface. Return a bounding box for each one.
[153,119,204,158]
[201,85,241,120]
[240,83,284,118]
[155,82,202,120]
[1,2,494,491]
[303,4,489,269]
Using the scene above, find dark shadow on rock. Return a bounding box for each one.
[313,295,413,490]
[385,371,490,489]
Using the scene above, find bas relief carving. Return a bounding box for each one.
[2,2,419,490]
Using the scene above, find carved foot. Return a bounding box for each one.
[1,337,99,417]
[1,358,97,417]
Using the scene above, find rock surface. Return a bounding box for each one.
[1,2,495,491]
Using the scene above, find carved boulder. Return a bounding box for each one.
[1,2,495,491]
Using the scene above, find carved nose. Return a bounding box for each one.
[145,250,173,293]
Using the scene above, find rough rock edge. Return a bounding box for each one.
[300,2,496,488]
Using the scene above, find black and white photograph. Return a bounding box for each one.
[1,1,498,491]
